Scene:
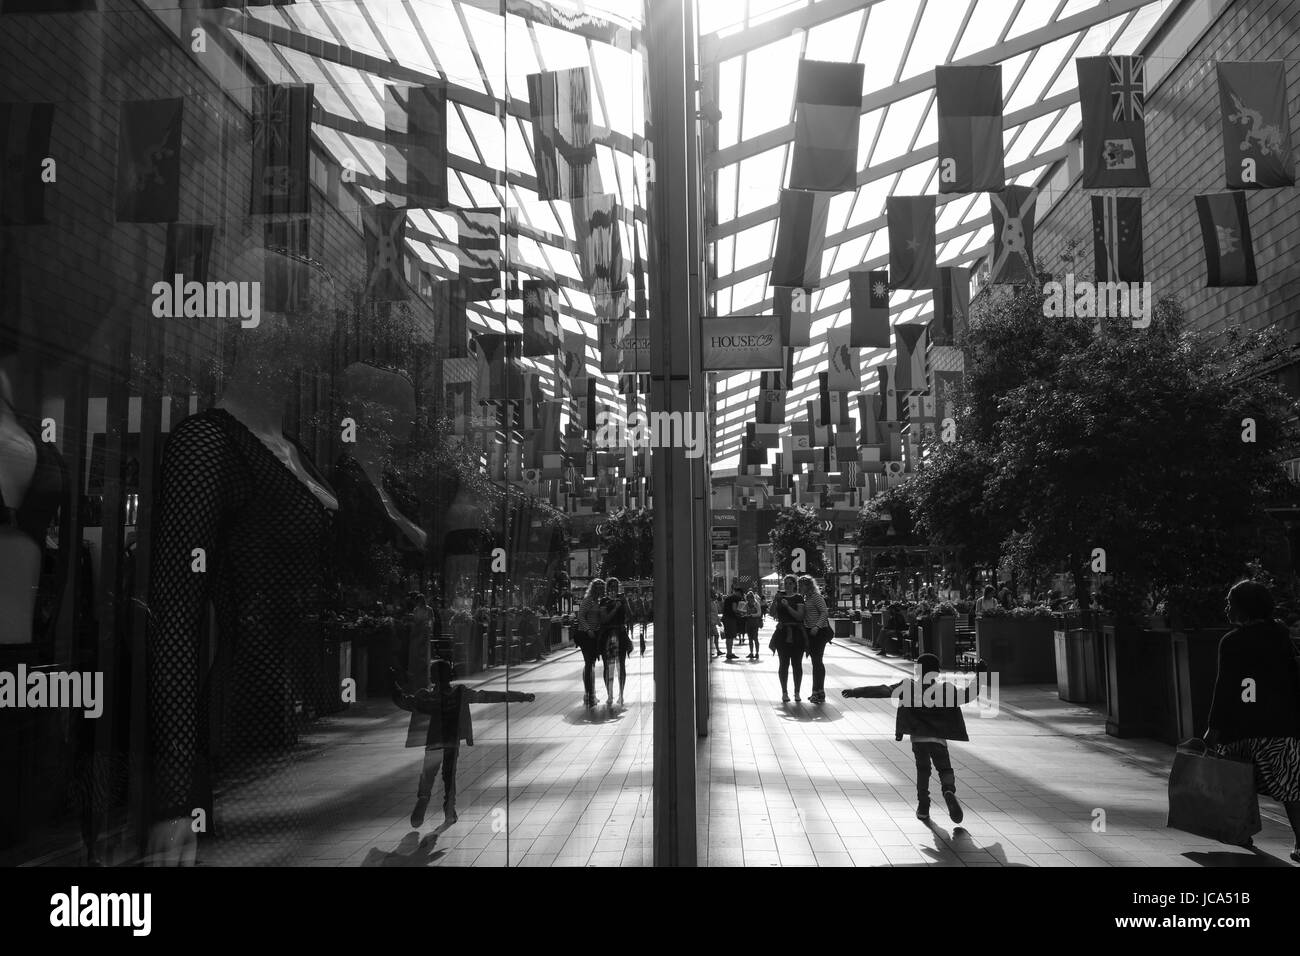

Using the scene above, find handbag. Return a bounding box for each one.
[1166,738,1261,847]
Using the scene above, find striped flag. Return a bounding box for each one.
[1077,56,1149,188]
[772,189,830,289]
[522,278,562,356]
[876,364,900,421]
[1216,61,1295,189]
[894,324,928,393]
[452,208,501,301]
[849,269,890,348]
[1091,196,1143,283]
[527,67,601,201]
[572,193,628,321]
[384,83,447,208]
[776,286,813,346]
[0,102,54,225]
[250,83,313,215]
[935,65,1004,193]
[887,196,937,289]
[364,203,407,301]
[989,185,1037,285]
[825,325,859,392]
[1195,192,1256,287]
[790,59,864,192]
[755,388,786,424]
[437,278,469,358]
[931,266,970,346]
[116,98,182,222]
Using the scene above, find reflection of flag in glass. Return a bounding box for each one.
[876,364,900,421]
[894,324,928,393]
[250,84,313,215]
[1216,61,1295,189]
[527,67,601,201]
[364,204,407,301]
[435,279,469,358]
[935,65,1004,193]
[989,185,1037,285]
[164,223,214,284]
[755,388,786,424]
[931,266,970,346]
[473,333,526,401]
[825,325,859,392]
[790,59,864,192]
[0,102,54,225]
[776,286,813,346]
[522,278,562,356]
[572,193,627,322]
[116,98,182,223]
[1091,196,1143,283]
[849,269,890,348]
[452,208,500,301]
[263,217,310,313]
[887,196,937,290]
[384,83,447,208]
[1077,56,1148,188]
[1195,191,1256,287]
[772,189,830,289]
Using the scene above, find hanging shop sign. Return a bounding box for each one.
[700,316,783,371]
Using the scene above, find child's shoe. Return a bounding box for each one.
[411,796,430,828]
[942,789,964,824]
[916,799,930,821]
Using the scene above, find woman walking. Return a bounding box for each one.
[576,579,607,708]
[600,578,633,709]
[1204,580,1300,862]
[770,573,807,702]
[743,588,762,660]
[800,576,831,704]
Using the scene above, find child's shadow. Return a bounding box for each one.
[775,703,844,723]
[924,824,1026,866]
[360,831,446,867]
[564,704,627,726]
[1183,848,1293,867]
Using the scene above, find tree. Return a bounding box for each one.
[769,505,826,577]
[597,507,654,579]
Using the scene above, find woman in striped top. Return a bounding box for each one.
[576,579,607,708]
[799,576,831,705]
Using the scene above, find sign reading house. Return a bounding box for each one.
[600,318,650,373]
[701,316,783,371]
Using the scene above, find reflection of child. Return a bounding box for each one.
[390,661,534,828]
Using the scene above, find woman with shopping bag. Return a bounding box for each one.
[1188,580,1300,861]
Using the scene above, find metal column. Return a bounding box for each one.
[646,0,706,866]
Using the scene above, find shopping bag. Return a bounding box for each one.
[1166,741,1261,847]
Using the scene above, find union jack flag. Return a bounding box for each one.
[1109,56,1144,122]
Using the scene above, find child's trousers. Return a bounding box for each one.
[911,741,956,801]
[418,745,460,808]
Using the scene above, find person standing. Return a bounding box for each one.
[743,588,762,660]
[1204,580,1300,862]
[770,574,806,702]
[576,579,608,708]
[800,576,831,704]
[600,578,633,709]
[721,582,744,661]
[640,588,653,655]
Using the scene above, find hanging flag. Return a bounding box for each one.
[452,208,500,300]
[1076,56,1149,188]
[742,425,769,469]
[989,184,1037,285]
[522,278,562,356]
[1195,191,1256,287]
[815,375,851,426]
[775,286,813,346]
[701,315,783,370]
[263,217,310,313]
[114,98,182,223]
[473,333,526,401]
[0,102,54,225]
[887,196,937,290]
[250,83,313,215]
[876,364,900,421]
[572,193,627,321]
[894,324,928,393]
[436,278,469,358]
[364,203,407,301]
[825,325,859,391]
[772,189,830,289]
[931,266,970,346]
[600,317,650,373]
[1091,196,1143,283]
[632,216,648,320]
[163,223,214,286]
[848,269,890,348]
[790,59,864,193]
[384,83,447,208]
[935,65,1004,193]
[1216,61,1295,189]
[527,67,601,201]
[755,388,786,424]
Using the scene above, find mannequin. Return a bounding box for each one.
[146,245,337,866]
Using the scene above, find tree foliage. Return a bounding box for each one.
[769,505,827,577]
[597,507,654,579]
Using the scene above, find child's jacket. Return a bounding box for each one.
[392,683,474,749]
[847,677,980,742]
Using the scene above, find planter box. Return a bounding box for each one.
[1054,629,1104,704]
[833,618,854,638]
[1172,628,1228,741]
[1103,626,1178,744]
[920,617,957,669]
[976,617,1056,684]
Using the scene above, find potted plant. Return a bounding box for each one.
[976,604,1057,683]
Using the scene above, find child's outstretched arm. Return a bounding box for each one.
[955,661,991,705]
[465,689,536,704]
[841,682,900,699]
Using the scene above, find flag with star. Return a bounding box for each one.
[790,59,864,192]
[364,203,408,301]
[115,98,182,223]
[931,266,970,346]
[935,65,1004,193]
[0,102,54,225]
[452,208,501,300]
[528,67,601,201]
[772,189,830,289]
[1091,196,1143,283]
[893,324,928,393]
[1076,56,1149,188]
[849,269,890,348]
[250,83,313,215]
[383,83,447,208]
[989,185,1037,285]
[887,196,937,289]
[1195,191,1256,287]
[1216,61,1295,189]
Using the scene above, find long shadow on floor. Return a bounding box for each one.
[1183,848,1293,867]
[360,831,446,867]
[565,704,632,726]
[774,702,845,723]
